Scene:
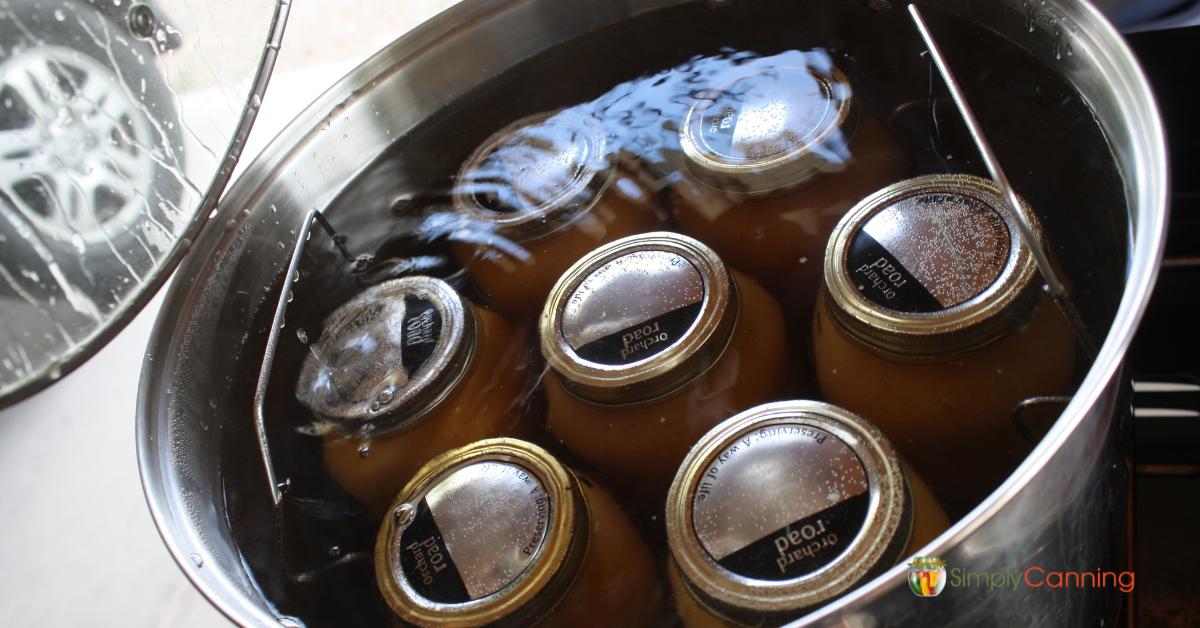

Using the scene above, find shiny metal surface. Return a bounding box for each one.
[391,461,549,603]
[294,275,475,433]
[690,426,872,564]
[559,250,703,353]
[376,439,587,626]
[668,401,910,620]
[824,174,1040,357]
[680,52,855,197]
[135,0,1167,626]
[453,110,615,242]
[541,231,736,404]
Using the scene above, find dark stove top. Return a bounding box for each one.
[1122,25,1200,628]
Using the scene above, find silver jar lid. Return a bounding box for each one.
[452,110,617,242]
[666,401,912,621]
[376,439,588,627]
[294,276,476,435]
[823,174,1042,358]
[540,232,738,404]
[679,53,856,197]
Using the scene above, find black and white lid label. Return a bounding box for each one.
[691,424,870,581]
[560,250,705,366]
[846,191,1012,313]
[397,461,551,604]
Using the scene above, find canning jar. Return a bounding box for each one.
[540,232,794,511]
[375,438,663,627]
[670,50,906,315]
[295,276,534,514]
[812,174,1076,511]
[451,109,664,318]
[666,401,948,627]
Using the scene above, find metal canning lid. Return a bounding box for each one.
[294,276,476,435]
[679,53,856,197]
[824,174,1042,357]
[540,231,738,404]
[376,439,589,627]
[452,109,617,242]
[666,401,912,620]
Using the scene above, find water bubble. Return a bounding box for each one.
[296,328,309,344]
[393,503,417,527]
[189,553,203,567]
[53,9,65,21]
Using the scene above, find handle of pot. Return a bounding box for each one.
[1130,376,1200,472]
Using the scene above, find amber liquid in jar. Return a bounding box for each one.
[294,277,536,515]
[665,401,948,626]
[375,439,664,627]
[812,175,1076,512]
[669,51,906,318]
[540,232,795,513]
[451,109,665,318]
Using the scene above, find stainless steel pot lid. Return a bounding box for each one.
[0,0,289,406]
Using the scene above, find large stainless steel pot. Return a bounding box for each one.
[136,0,1167,625]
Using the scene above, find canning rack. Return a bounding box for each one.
[248,5,1104,508]
[253,208,370,506]
[907,4,1099,444]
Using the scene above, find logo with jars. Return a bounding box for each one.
[908,556,947,598]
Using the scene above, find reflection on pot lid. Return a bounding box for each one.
[666,401,911,621]
[295,276,475,435]
[540,232,738,404]
[453,109,616,242]
[680,50,856,197]
[0,0,288,407]
[376,439,588,626]
[824,174,1042,357]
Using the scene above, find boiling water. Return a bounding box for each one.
[223,1,1127,625]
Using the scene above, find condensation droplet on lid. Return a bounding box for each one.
[393,503,417,527]
[189,553,203,567]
